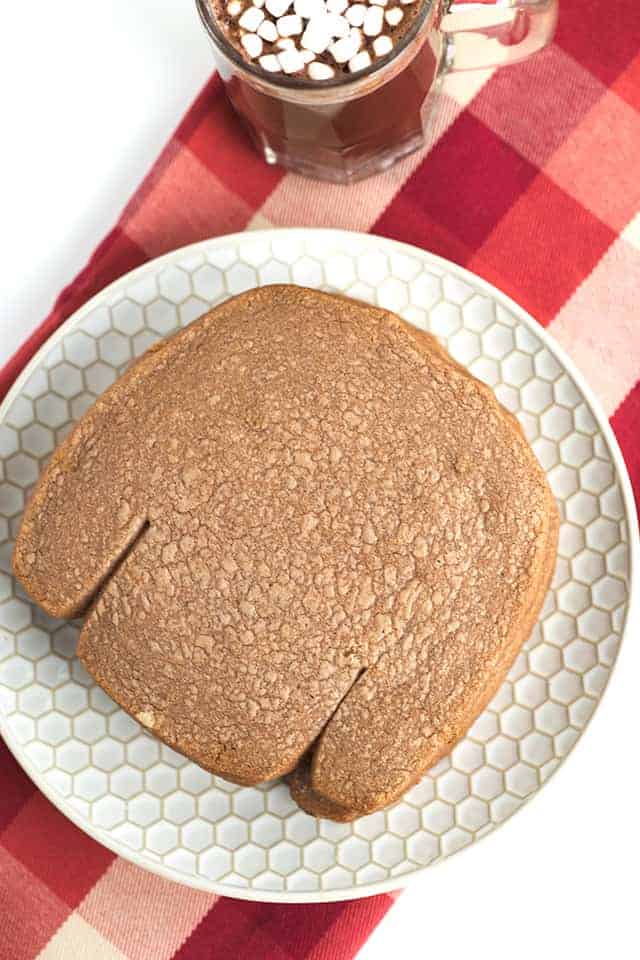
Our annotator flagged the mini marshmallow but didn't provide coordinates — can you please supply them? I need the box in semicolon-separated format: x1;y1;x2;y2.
276;35;295;48
254;0;265;7
259;53;282;70
227;0;243;15
300;47;316;63
370;0;389;6
327;0;348;12
373;34;393;56
363;5;383;35
326;12;350;37
345;3;366;26
301;18;332;53
258;18;278;41
400;0;417;4
278;46;305;72
239;5;265;30
308;60;335;79
348;50;372;72
277;13;303;35
329;27;361;63
385;6;403;25
265;0;291;17
294;0;325;16
241;31;264;57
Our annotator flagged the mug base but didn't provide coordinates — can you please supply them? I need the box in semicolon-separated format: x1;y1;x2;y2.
255;131;426;185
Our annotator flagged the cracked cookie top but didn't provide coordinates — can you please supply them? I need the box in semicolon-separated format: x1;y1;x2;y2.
14;285;557;817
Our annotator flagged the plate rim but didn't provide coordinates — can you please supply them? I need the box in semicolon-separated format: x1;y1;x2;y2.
1;227;638;904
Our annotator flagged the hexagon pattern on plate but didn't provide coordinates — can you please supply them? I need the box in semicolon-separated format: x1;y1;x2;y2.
0;231;632;900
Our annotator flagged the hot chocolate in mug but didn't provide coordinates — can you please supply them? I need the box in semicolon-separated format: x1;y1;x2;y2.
196;0;558;183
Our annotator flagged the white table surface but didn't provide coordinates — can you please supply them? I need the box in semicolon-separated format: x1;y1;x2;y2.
1;4;638;958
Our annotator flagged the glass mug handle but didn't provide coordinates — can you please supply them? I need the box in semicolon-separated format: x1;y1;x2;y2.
442;0;559;71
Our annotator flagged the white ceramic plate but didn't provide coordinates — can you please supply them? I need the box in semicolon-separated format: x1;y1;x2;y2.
0;230;636;903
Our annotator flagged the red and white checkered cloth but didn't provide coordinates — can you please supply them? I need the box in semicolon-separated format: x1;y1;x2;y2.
1;1;639;956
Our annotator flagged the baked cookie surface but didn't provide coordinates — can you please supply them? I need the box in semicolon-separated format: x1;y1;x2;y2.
14;285;558;820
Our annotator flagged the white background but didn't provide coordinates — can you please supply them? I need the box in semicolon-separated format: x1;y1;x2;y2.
1;3;638;958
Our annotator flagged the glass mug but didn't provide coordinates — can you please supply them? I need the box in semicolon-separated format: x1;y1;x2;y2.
196;0;558;183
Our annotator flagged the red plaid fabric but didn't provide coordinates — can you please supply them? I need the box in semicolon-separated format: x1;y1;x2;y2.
1;1;639;956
